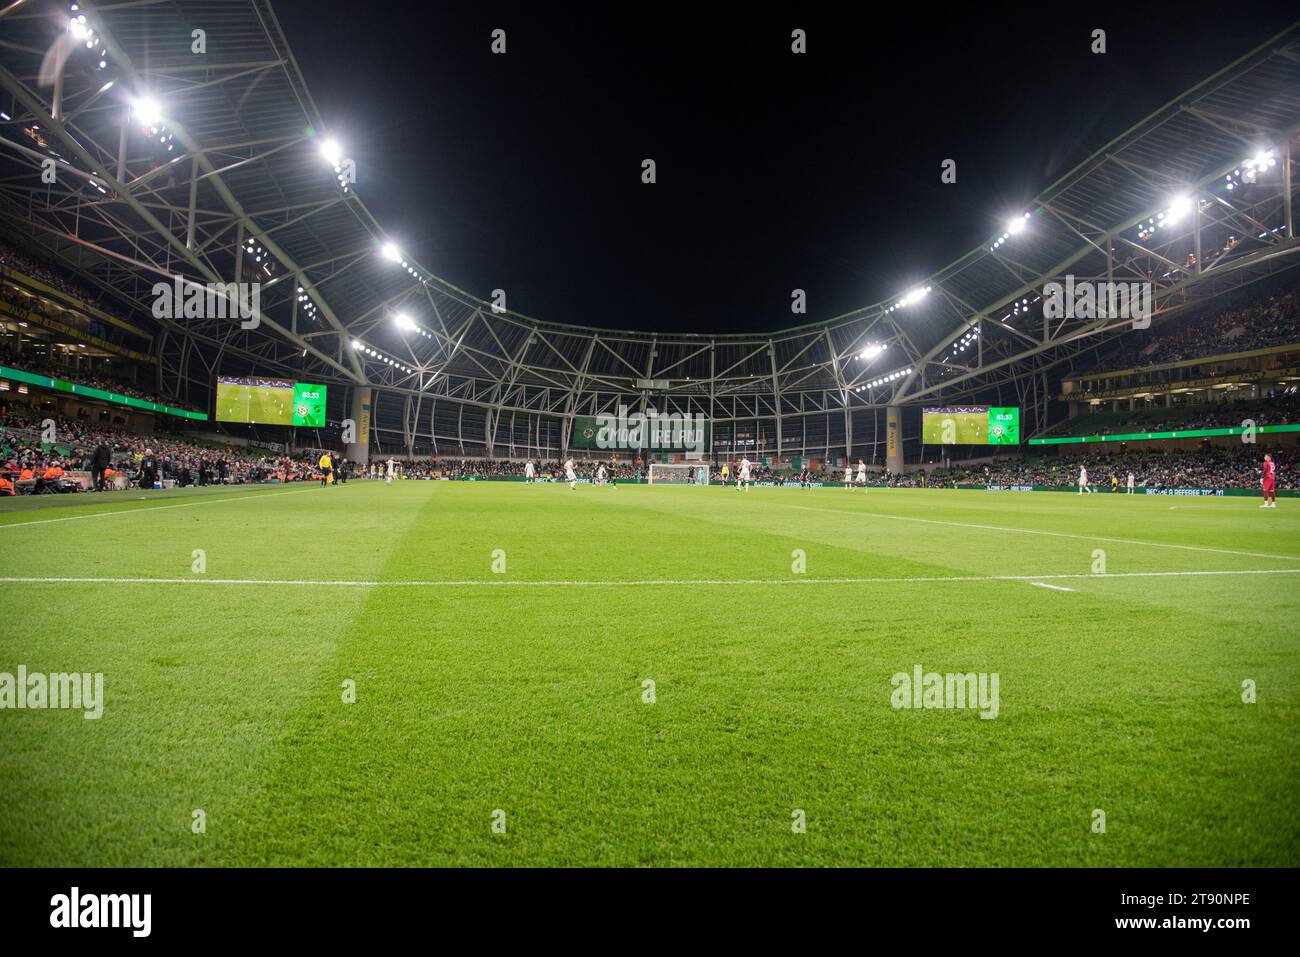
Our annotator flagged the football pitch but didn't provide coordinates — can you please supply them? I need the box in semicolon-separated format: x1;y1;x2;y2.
0;480;1296;867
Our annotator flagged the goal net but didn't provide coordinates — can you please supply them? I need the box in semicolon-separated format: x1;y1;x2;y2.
648;462;709;485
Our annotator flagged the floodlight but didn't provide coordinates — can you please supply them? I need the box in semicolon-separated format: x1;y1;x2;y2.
132;97;162;126
319;138;343;167
1165;195;1193;224
898;287;930;308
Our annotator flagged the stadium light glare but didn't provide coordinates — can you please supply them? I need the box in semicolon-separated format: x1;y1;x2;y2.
395;312;417;331
381;242;402;263
1165;194;1193;224
1007;215;1027;235
319;138;343;167
131;96;163;126
896;286;932;309
1236;149;1277;186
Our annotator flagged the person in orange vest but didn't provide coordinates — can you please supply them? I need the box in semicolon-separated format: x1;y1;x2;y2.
19;467;33;481
37;461;64;494
0;475;14;496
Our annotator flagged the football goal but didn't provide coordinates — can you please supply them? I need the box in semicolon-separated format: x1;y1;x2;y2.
647;462;710;485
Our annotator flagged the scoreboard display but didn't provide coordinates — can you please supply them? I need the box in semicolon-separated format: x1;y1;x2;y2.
922;406;1020;445
215;377;327;428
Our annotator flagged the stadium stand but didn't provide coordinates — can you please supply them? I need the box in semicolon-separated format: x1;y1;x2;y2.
0;239;112;311
0;406;332;492
1049;394;1300;436
1085;288;1300;373
0;344;199;413
934;448;1297;491
0;10;1296;482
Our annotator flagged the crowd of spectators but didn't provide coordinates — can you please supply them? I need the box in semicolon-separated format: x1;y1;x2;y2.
358;450;1294;491
2;410;1289;494
0;240;110;313
938;446;1295;491
0;404;337;492
0;341;203;413
1088;288;1300;373
0;239;205;411
366;456;800;484
369;457;646;481
1052;393;1300;437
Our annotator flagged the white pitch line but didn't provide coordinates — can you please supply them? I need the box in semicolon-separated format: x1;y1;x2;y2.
785;504;1300;563
1030;581;1075;592
0;487;316;529
1;568;1298;588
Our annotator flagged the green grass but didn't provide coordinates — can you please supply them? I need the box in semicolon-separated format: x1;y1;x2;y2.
0;479;1297;866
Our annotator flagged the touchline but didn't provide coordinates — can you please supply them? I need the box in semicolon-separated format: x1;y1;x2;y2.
0;665;103;719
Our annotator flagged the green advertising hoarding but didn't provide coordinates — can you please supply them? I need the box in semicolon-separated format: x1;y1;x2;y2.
570;410;710;453
0;364;207;421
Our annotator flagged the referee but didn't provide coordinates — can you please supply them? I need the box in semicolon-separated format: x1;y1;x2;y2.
318;450;333;487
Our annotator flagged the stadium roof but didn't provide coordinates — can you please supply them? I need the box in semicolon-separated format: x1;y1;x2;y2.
0;4;1298;429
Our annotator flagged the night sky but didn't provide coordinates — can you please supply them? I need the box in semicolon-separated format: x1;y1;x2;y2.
275;0;1296;334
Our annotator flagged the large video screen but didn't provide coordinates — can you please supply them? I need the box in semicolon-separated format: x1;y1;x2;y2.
922;406;1019;445
215;377;327;427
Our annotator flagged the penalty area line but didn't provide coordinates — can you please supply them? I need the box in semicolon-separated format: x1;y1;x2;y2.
2;568;1299;587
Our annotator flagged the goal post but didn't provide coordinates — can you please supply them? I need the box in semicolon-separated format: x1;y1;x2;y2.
648;462;710;485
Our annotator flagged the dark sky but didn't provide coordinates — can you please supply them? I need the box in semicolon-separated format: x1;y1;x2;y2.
275;0;1296;333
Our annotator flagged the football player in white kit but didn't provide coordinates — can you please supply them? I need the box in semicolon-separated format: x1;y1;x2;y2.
738;457;751;491
843;464;853;487
856;458;867;488
1078;465;1092;493
385;458;396;485
1127;472;1135;494
524;459;535;483
564;457;577;490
